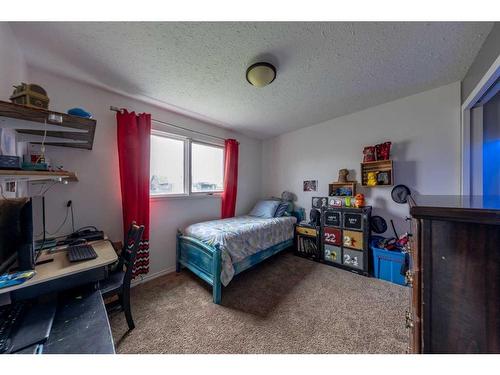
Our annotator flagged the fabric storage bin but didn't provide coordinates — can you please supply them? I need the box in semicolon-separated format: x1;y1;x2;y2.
323;227;342;246
343;248;364;270
324;210;342;227
343;212;363;230
324;244;342;264
370;238;408;286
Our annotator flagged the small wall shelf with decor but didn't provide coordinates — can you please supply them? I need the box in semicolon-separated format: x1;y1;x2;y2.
0;101;96;150
360;160;394;187
0;169;78;183
328;182;356;197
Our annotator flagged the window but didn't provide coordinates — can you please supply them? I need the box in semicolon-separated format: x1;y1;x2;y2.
150;133;186;195
191;142;224;193
150;131;224;197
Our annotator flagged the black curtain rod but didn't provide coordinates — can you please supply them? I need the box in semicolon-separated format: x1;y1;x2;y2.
109;106;227;142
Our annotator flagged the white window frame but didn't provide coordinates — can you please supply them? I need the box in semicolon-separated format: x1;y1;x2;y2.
189;140;225;196
150;129;224;200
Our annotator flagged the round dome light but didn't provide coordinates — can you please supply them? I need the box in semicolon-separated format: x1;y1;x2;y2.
246;62;276;87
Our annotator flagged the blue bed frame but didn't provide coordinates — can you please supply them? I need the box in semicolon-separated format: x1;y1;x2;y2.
176;211;303;304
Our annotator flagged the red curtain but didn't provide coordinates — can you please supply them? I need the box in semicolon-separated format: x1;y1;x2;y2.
117;110;151;277
221;139;239;219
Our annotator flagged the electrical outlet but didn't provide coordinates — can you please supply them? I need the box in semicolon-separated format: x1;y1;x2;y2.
5;182;16;193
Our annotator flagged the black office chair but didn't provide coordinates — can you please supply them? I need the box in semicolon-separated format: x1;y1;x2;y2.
100;222;144;331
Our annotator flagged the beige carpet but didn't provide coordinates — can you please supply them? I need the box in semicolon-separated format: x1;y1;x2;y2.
110;251;409;353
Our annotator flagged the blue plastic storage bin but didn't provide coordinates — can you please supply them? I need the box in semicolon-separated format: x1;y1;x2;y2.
370;237;408;286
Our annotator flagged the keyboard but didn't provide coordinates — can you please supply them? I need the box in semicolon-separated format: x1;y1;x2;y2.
0;301;27;353
67;244;98;262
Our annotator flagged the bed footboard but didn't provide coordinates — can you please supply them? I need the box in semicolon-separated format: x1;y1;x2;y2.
176;230;222;304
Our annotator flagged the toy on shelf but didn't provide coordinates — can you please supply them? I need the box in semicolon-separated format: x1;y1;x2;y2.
354;193;365;208
375;141;392;161
367;171;378;186
344;196;352;207
67;107;93;119
338;168;349;183
10;83;49;109
328;197;343;207
363;146;376;162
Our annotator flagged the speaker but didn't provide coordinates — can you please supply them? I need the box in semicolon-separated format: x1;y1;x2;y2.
17;199;35;271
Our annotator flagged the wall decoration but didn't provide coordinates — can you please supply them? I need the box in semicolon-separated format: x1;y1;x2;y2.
303;180;317;192
312;196;328;209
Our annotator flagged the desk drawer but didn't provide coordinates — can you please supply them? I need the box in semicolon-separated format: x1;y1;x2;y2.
296;226;317;237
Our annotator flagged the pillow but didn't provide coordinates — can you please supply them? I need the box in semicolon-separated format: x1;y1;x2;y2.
249;200;281;218
274;202;289;217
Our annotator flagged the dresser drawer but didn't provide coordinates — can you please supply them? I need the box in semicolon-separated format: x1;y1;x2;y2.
343;248;364;270
343;230;364;250
296;226;317;237
324;244;342;264
323;227;342;246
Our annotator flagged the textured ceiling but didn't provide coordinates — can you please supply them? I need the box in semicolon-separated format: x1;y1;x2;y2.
9;22;494;138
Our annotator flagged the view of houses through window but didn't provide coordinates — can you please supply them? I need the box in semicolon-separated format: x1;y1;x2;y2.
150;133;224;196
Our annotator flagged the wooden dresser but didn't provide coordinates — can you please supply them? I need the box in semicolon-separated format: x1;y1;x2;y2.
407;195;500;353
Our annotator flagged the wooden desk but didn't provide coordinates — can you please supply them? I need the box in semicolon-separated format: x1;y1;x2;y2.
1;240;118;299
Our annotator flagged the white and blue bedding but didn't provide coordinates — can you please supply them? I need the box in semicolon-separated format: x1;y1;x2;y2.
184;215;297;286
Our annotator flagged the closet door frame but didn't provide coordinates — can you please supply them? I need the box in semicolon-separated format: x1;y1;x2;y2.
461;55;500;195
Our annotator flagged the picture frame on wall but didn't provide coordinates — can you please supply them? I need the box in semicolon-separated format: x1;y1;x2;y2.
303;180;318;192
312;196;328;209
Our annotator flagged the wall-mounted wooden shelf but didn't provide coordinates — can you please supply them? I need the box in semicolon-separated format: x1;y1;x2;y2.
0;169;78;183
0;100;96;150
360;160;394;187
328;182;356;197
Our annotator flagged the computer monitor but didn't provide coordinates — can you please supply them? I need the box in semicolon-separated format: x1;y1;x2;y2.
0;197;35;275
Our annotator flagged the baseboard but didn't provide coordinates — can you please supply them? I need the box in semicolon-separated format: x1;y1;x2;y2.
131;266;176;287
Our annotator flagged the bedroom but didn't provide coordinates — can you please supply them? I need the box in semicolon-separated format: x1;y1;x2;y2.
0;1;500;372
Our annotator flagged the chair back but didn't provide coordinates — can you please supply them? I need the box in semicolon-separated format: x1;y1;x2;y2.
119;222;145;288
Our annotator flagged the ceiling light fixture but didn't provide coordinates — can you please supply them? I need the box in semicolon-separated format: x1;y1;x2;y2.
246;62;276;87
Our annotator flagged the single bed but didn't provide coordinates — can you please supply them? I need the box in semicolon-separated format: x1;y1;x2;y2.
176;207;301;304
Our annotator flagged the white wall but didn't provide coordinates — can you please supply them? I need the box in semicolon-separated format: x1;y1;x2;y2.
0;23;26;99
25;67;263;278
0;23;27;198
262;82;461;235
